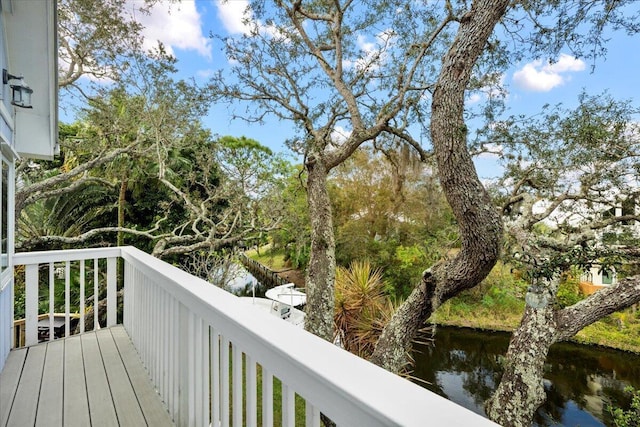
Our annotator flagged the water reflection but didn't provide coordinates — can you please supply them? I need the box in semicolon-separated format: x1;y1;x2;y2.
412;327;640;426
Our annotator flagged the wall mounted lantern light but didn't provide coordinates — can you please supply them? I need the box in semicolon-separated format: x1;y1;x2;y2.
3;69;33;109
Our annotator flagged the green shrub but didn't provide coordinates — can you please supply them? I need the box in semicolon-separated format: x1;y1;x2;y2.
609;386;640;427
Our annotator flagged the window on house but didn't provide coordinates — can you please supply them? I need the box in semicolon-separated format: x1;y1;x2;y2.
602;269;613;285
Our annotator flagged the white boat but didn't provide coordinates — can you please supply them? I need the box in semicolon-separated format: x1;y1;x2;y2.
240;283;306;327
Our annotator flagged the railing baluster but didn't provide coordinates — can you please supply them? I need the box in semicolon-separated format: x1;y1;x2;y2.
48;262;54;341
211;327;220;427
189;312;198;427
153;282;160;395
65;261;70;337
179;303;189;427
305;401;320;427
24;264;38;346
161;287;168;400
93;258;99;330
79;260;85;333
282;384;295;427
262;368;273;427
232;343;243;427
246;354;257;427
221;336;230;427
167;290;174;416
106;257;116;327
172;297;180;418
200;317;210;427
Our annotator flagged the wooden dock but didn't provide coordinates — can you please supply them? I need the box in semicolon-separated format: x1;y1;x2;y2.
0;325;173;427
238;254;288;288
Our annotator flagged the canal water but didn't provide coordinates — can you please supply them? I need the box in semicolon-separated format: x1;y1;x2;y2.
412;326;640;426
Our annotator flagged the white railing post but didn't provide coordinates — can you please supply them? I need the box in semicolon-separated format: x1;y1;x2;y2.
122;262;134;338
24;264;38;346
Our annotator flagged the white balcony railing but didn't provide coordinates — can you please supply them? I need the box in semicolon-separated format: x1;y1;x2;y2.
10;246;497;427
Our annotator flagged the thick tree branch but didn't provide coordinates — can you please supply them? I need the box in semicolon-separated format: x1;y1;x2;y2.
555;275;640;340
16;144;137;216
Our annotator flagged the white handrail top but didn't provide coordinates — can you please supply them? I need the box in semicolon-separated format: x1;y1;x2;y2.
14;247;122;265
120;246;497;427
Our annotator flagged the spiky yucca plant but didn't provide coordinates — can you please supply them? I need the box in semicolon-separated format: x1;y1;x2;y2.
334;261;395;357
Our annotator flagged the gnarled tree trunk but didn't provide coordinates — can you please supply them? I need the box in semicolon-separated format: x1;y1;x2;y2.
487;275;640;426
304;154;336;342
370;0;508;373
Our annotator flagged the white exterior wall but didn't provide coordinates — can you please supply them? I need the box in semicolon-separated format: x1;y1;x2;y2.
3;0;58;160
0;0;57;370
0;8;13;370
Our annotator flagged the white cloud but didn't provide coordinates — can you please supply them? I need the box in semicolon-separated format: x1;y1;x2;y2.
343;29;396;72
331;126;352;144
476;142;504;159
467;93;482;105
216;0;252;35
132;1;211;59
512;54;585;92
215;0;283;41
196;69;215;79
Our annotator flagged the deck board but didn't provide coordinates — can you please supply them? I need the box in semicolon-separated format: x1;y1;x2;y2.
35;338;64;427
63;335;91;427
96;328;147;427
0;347;26;426
0;325;173;427
82;332;120;426
111;326;174;426
6;343;46;426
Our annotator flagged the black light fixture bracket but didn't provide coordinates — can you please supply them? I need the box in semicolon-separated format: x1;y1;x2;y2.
2;69;19;85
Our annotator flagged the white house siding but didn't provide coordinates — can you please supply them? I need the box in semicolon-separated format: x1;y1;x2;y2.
0;5;12;370
0;0;57;371
3;0;58;160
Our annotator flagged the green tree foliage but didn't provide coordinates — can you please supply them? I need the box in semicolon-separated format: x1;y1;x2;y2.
329;147;456;298
19;53;290;259
485;92;640;281
58;0;158;88
610;386;640;427
269;166;311;269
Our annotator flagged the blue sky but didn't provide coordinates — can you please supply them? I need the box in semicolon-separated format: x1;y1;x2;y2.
79;1;640;178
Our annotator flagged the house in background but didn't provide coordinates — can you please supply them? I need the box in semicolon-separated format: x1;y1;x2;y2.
580;198;639;295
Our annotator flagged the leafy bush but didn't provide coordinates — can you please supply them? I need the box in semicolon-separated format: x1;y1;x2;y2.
609;386;640;427
556;268;585;308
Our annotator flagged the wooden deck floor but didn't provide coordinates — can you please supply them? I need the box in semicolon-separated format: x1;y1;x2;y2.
0;325;173;427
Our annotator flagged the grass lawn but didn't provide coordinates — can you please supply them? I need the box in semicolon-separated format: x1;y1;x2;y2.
245;247;289;271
